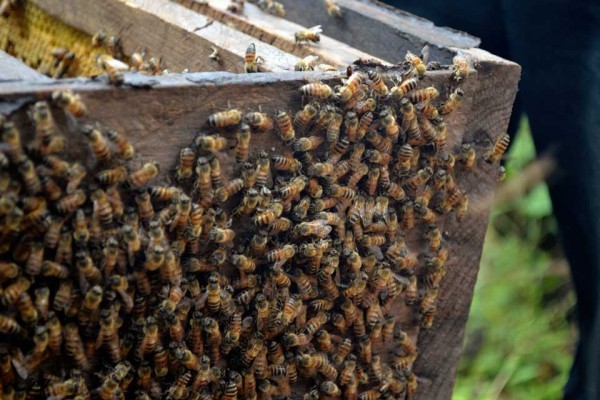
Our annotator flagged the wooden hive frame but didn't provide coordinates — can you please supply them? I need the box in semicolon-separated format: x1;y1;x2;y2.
0;1;520;399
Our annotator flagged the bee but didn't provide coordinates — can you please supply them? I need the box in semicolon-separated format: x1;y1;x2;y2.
299;82;333;99
438;88;464;115
173;147;195;180
17;158;42;195
453;54;469;82
244;42;261;73
405;50;427;78
52;90;87;117
0;314;25;337
353;98;377;116
295;25;322;45
196;134;229;155
456;143;476;170
81;125;111;162
209;227;235;243
324;0;342;17
203;156;221;191
338;71;363;102
96;54;128;85
367;68;389;97
294;101;319;133
207;108;242;129
390;77;418;99
405;166;433;190
64;323;90;370
408;86;439;103
399;98;421;145
103;129;134;160
328;183;356;199
295;55;320;71
1;121;25;162
129;162;159;189
245;112;274;133
52;190;85;216
266;244;296;263
30;101;57;141
498;166;507;182
456;194;469;221
486;133;510;163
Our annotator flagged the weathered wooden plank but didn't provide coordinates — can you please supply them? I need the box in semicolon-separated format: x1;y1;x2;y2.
413;49;521;399
275;0;480;63
30;0;299;73
174;0;389;67
0;49;520;399
0;50;53;82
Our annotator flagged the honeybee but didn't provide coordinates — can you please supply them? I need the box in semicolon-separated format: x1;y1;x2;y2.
408;86;439;103
266;244;296;262
0;313;25;337
245;43;259;73
457;143;476;170
299;82;333;99
338;71;363;102
104;129;134;160
294;55;320;71
1;121;24;162
405;50;427;78
129;162;159;189
215;178;244;203
438;88;464;115
486;133;510;163
498;166;506;182
196;134;228;153
80;125;111;161
295;25;322;45
55;189;86;214
52;90;87;117
295;138;325;157
294;101;319;133
207;108;242;128
453;54;469;82
324;0;342;17
390;77;419;100
96;54;128;85
245;112;274;132
456;194;469;221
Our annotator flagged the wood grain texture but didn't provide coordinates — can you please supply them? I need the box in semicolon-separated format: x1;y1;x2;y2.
413;48;521;399
30;0;300;73
174;0;389;67
0;50;52;82
275;0;480;64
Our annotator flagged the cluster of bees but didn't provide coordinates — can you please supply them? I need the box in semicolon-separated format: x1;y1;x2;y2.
0;47;510;400
228;0;340;20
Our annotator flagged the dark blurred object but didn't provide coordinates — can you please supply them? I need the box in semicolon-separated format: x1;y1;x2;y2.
382;1;600;400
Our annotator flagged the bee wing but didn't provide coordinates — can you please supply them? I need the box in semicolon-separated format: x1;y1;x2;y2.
303;55;320;65
420;45;430;64
308;25;323;34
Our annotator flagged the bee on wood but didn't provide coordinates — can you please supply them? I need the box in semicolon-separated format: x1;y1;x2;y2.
337;72;364;102
408;86;439;103
295;25;322;46
299;82;333;99
52;90;87;117
294;101;320;133
324;0;342;17
96;55;128;85
245;43;259;73
453;54;469;82
486;133;510;163
438;88;464;115
207;109;242;128
295;55;320;71
405;49;427;79
129;162;159;189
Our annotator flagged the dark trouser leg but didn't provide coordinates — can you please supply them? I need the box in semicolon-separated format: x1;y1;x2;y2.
502;2;600;399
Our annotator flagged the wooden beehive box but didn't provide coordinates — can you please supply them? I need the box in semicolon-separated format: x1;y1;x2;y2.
0;1;520;399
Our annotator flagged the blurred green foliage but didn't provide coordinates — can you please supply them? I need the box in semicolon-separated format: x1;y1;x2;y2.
453;118;576;400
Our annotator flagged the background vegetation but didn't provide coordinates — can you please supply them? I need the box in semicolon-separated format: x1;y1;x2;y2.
453;119;577;400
